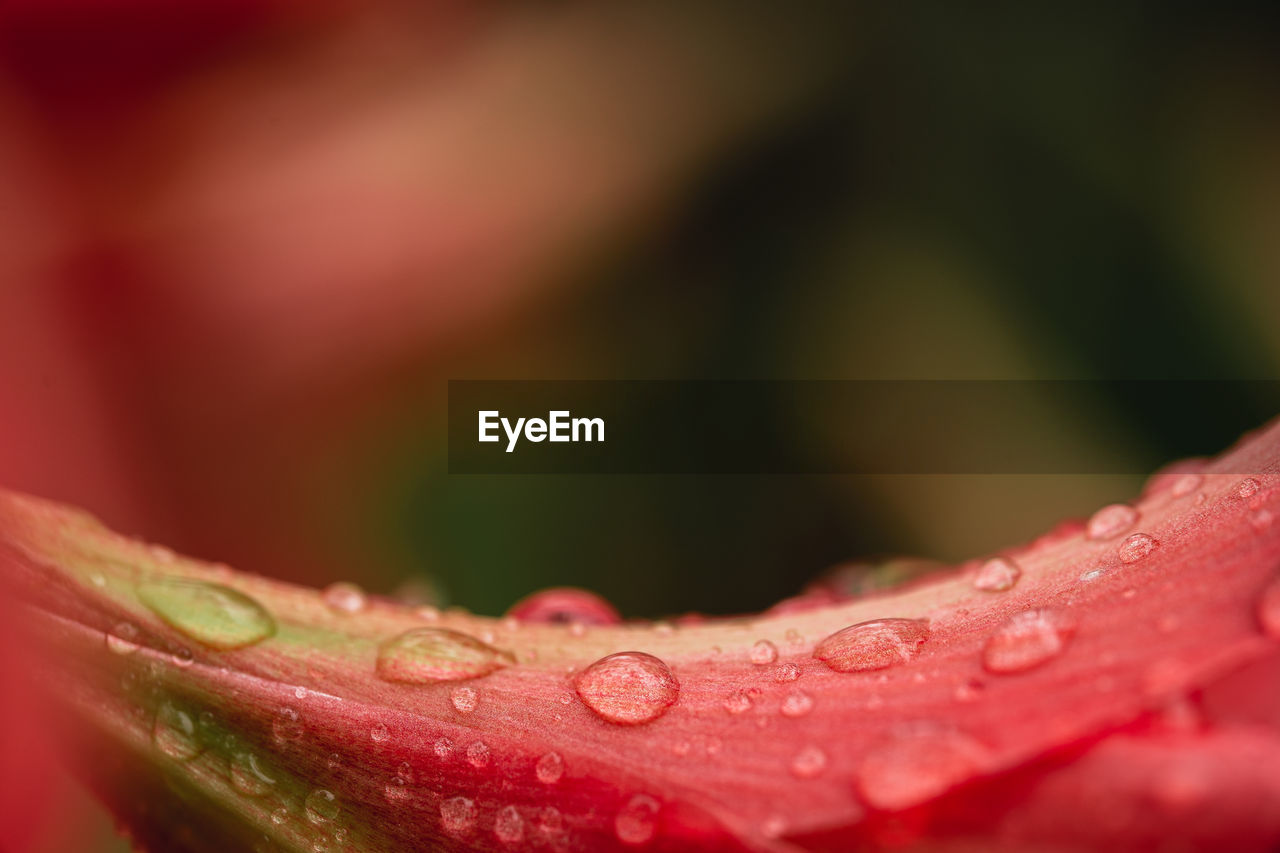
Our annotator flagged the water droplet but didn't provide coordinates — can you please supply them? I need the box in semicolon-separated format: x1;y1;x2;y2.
494;805;524;845
537;806;563;836
785;628;803;647
322;582;367;615
857;727;987;810
1112;533;1157;567
375;628;514;684
774;661;801;682
1171;473;1202;497
780;689;814;718
982;609;1074;674
272;707;303;743
790;745;827;778
813;618;929;672
369;722;389;743
149;544;176;563
440;796;476;836
615;794;659;846
507;587;620;625
304;789;339;825
536;751;564;784
750;639;779;665
761;815;788;839
1251;508;1274;532
1086;504;1138;541
954;678;984;702
451;686;478;714
270;807;288;826
136;578;276;650
292;686;308;701
1079;568;1106;583
466;740;490;768
574;652;679;725
1257;577;1280;639
90;572;106;588
106;622;141;655
434;737;454;760
723;691;753;715
171;646;194;667
153;702;202;761
231;751;276;796
1238;478;1261;499
972;557;1020;592
416;605;440;621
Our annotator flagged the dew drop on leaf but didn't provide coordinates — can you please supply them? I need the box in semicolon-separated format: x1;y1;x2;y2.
536;751;564;784
615;794;660;846
231;751;276;797
723;691;753;715
1238;478;1261;499
1086;504;1139;540
506;587;620;625
137;578;276;650
106;622;141;655
1171;473;1202;497
434;737;454;760
322;582;367;615
857;727;987;810
1251;508;1274;532
451;686;478;714
304;789;339;825
1118;533;1159;563
440;797;476;836
1256;577;1280;639
574;652;680;725
774;661;801;682
972;557;1021;592
153;702;203;761
789;745;828;779
494;805;524;845
750;639;778;665
376;628;514;684
780;689;814;718
466;740;491;768
272;707;303;744
813;618;930;672
537;806;563;836
982;609;1075;674
370;722;389;743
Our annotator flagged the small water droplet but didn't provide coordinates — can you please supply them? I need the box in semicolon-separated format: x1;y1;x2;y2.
774;661;801;682
494;805;524;845
304;789;339;825
671;740;690;757
1171;473;1202;497
171;646;194;667
536;751;564;784
434;737;454;760
1250;508;1274;532
272;707;303;743
270;807;288;826
761;815;788;839
723;691;753;715
1238;478;1261;499
149;544;176;563
451;686;478;714
440;796;476;835
615;794;660;846
106;622;141;655
90;572;107;588
813;618;929;672
293;686;308;700
1256;577;1280;639
368;722;390;743
750;639;779;665
137;578;276;650
153;702;202;760
322;582;367;614
231;751;277;796
1086;504;1138;541
1118;533;1158;563
785;628;803;647
780;689;814;718
1079;568;1106;583
972;557;1021;592
954;678;985;702
574;652;679;725
376;628;514;684
466;741;490;768
857;727;987;810
982;609;1074;674
415;605;440;621
790;745;827;779
537;806;563;836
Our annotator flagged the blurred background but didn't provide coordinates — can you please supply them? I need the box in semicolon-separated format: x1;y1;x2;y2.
1;1;1278;848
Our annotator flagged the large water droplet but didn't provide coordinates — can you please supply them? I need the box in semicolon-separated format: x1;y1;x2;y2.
972;557;1020;592
506;587;620;625
376;628;514;684
106;622;141;655
790;745;828;779
750;639;779;665
231;751;277;797
304;789;339;825
1118;533;1158;563
536;751;564;784
615;794;659;846
153;702;202;761
574;652;679;725
982;609;1074;674
780;689;814;718
451;686;478;714
136;577;275;651
440;797;477;836
857;728;987;810
494;805;524;845
813;618;929;672
1086;504;1138;541
322;582;367;615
